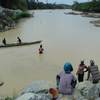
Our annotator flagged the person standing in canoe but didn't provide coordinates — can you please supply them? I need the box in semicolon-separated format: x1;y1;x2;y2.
56;62;77;95
76;60;88;82
2;38;6;45
39;44;44;54
17;37;22;44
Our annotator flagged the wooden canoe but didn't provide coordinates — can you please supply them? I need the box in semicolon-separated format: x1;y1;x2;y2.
0;40;42;48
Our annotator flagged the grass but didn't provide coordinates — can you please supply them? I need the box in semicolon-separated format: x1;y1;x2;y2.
11;12;32;21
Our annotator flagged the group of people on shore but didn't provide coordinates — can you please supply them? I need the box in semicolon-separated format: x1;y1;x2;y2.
38;45;100;99
76;60;100;83
49;60;100;100
2;37;22;45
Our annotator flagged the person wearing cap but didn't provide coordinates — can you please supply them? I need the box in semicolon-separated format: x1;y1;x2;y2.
76;60;88;82
56;62;77;95
87;60;100;84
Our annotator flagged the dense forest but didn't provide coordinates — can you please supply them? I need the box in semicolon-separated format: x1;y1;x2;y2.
0;0;70;10
0;0;27;10
72;0;100;12
28;2;70;9
0;0;28;10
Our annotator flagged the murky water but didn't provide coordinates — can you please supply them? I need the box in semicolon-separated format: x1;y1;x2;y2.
0;9;100;96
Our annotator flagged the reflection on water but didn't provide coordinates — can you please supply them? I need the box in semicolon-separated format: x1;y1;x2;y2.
0;9;100;96
38;54;44;62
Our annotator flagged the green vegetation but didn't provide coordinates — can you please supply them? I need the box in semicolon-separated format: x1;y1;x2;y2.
11;12;31;21
11;0;28;11
5;97;13;100
0;0;70;10
28;2;71;9
0;0;28;11
72;0;100;12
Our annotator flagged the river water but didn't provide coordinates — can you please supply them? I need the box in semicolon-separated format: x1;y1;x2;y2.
0;9;100;96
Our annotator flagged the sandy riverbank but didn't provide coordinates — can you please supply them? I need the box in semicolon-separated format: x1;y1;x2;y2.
64;11;100;27
15;80;100;100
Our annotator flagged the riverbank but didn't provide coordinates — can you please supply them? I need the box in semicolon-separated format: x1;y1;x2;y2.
64;11;100;27
0;80;100;100
14;80;100;100
0;6;32;32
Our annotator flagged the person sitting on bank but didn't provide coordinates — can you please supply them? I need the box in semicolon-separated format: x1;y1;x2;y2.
87;60;100;84
17;37;22;44
2;38;6;45
56;62;77;95
76;60;88;82
39;44;44;54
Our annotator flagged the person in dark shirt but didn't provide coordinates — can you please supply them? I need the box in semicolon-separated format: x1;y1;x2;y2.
2;38;6;45
76;60;88;82
87;60;100;84
39;44;44;54
17;37;22;44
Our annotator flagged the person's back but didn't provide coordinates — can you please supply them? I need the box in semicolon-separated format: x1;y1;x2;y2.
87;60;100;83
39;44;44;54
57;63;77;95
59;71;76;95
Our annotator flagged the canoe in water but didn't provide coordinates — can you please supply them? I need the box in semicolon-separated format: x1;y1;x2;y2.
0;40;42;48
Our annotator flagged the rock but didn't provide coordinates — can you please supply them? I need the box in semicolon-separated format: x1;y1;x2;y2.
0;6;3;13
81;13;100;18
64;12;80;15
77;81;100;99
16;80;54;100
0;6;30;32
20;80;52;94
16;93;51;100
16;80;100;100
90;20;100;27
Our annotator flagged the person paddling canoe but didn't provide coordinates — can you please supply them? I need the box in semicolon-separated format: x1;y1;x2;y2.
17;37;22;44
2;38;6;45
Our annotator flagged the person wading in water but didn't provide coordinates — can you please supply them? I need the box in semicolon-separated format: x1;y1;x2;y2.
39;44;44;54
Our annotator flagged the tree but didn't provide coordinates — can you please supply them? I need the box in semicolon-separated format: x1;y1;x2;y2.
0;0;28;10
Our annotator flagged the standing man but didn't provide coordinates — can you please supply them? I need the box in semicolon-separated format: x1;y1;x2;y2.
76;60;88;82
87;60;100;84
